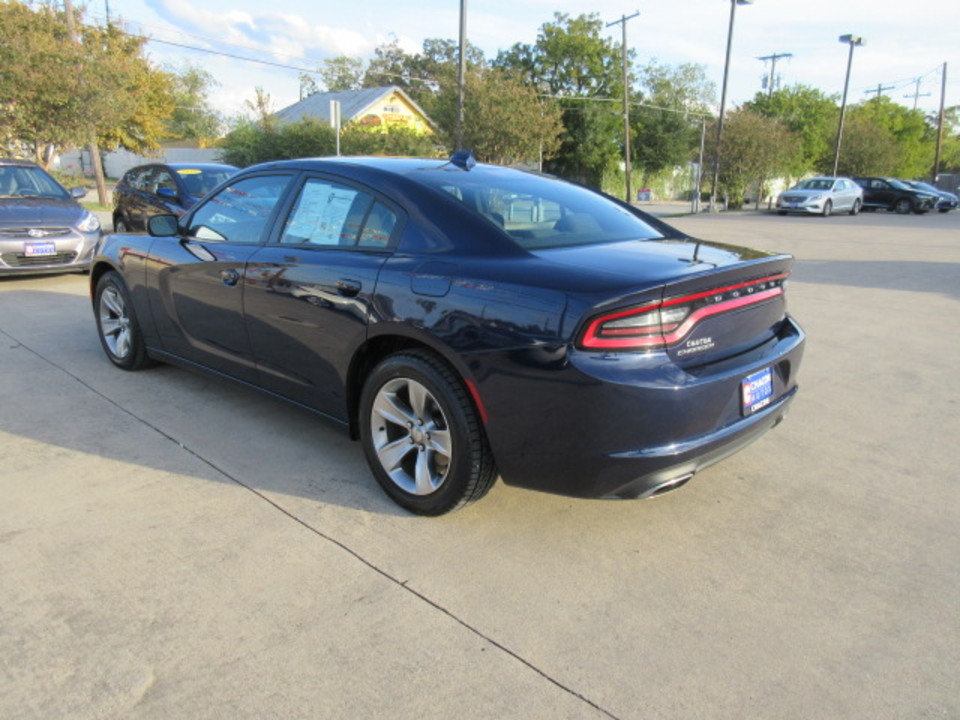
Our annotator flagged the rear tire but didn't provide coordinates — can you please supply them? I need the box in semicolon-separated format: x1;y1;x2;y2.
359;351;497;515
94;271;154;371
113;217;129;233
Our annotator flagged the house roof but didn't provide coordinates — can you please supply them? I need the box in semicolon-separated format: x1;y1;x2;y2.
273;86;434;128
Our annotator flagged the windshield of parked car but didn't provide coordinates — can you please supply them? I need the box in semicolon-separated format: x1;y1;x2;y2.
0;165;69;199
176;168;236;197
410;166;665;250
795;179;834;191
908;181;938;194
888;179;913;191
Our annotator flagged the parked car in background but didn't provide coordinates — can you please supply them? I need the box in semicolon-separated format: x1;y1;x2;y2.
903;180;958;213
775;177;863;216
0;158;101;275
112;162;237;232
852;177;938;214
90;154;805;515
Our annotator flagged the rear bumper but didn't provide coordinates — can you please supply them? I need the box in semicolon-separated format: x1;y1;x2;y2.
485;315;805;499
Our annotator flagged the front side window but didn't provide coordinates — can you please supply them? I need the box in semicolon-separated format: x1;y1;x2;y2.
187;174;290;244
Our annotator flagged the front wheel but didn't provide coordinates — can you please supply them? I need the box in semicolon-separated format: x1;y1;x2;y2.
821;200;832;217
849;199;862;216
359;351;497;515
113;216;129;233
894;198;912;215
94;271;154;370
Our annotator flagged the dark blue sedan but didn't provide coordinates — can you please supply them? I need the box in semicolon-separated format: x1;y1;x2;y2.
90;155;805;514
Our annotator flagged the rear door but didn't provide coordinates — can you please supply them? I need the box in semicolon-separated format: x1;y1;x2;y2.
242;174;400;419
147;172;295;382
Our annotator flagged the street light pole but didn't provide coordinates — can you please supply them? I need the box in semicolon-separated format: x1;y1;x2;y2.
607;11;640;204
833;34;865;177
709;0;752;213
456;0;467;150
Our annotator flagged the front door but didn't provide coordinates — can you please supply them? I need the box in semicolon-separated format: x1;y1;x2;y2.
148;172;295;382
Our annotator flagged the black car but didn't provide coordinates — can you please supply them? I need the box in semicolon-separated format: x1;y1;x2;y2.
852;177;938;214
112;162;237;232
90;155;805;515
0;158;101;275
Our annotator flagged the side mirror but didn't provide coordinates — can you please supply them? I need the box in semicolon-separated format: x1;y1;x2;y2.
156;187;178;199
70;187;87;199
148;214;180;237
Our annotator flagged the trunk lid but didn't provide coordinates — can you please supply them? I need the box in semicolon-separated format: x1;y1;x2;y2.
545;238;793;366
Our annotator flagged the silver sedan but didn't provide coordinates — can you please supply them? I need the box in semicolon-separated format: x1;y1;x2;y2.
776;177;863;217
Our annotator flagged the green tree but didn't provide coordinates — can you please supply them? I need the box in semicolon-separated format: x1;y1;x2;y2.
848;96;934;177
705;109;800;207
319;55;365;92
834;114;899;176
495;12;624;185
165;64;222;145
445;69;562;166
0;1;173;165
219;117;336;167
744;84;838;176
341;124;439;157
632;61;715;178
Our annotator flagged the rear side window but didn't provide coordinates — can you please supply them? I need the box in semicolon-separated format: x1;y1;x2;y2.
411;167;663;250
280;177;398;249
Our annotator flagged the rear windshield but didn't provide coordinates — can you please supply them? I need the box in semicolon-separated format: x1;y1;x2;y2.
409;166;664;250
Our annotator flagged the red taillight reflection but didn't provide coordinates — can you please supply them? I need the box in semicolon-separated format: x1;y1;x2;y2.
579;274;787;351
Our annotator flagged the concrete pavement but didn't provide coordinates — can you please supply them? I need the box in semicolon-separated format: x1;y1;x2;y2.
1;210;958;719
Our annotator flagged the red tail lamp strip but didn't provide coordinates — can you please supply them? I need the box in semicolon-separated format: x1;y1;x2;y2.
580;274;787;350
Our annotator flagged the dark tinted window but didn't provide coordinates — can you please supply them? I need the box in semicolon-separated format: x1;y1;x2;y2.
410;167;663;250
188;174;291;244
177;168;235;197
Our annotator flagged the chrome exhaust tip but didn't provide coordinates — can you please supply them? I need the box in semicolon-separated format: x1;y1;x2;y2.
637;472;695;500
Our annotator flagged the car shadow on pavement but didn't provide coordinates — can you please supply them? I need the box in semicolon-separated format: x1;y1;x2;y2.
791;260;960;302
0;287;413;517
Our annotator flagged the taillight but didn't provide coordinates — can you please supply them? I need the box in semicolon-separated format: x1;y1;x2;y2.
579;274;787;351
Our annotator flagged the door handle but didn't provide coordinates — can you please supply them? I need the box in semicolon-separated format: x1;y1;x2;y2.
336;278;361;297
220;269;241;287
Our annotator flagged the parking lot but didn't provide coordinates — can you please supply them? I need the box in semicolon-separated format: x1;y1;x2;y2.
1;209;958;719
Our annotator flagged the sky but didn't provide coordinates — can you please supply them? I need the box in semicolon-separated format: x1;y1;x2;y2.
94;0;959;120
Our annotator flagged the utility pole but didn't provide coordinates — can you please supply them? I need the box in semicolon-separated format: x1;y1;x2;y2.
933;62;948;181
757;52;792;97
607;11;640;204
63;0;109;206
905;77;931;110
864;83;894;99
710;0;753;213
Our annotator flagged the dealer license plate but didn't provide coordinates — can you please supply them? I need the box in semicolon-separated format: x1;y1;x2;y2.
741;367;774;415
24;241;57;257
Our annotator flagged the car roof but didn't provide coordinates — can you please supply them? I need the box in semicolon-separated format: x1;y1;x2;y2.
0;158;41;167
